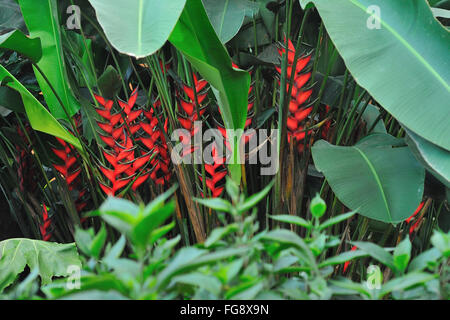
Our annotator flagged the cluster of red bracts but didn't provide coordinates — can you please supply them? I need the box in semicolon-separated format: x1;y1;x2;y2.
51;114;88;214
406;201;426;236
276;39;330;152
176;66;255;198
52;141;88;214
94;88;171;196
176;74;226;197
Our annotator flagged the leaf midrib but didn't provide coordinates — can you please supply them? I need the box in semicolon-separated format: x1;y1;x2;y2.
354;146;392;222
348;0;449;92
218;0;230;39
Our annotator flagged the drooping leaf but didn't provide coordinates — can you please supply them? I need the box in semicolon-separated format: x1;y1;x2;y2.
0;30;42;62
88;0;187;58
18;0;80;119
300;0;450;151
0;65;82;150
405;127;450;188
0;239;81;291
312;134;425;223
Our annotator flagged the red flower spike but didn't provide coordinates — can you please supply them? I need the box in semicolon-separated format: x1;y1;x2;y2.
343;245;358;273
296;90;313;105
39;204;52;241
406;201;426;235
276;38;327;154
50;115;89;220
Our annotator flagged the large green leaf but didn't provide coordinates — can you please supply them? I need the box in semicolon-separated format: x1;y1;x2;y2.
300;0;450;151
202;0;259;43
0;30;42;62
18;0;80;119
0;65;82;149
405;127;450;187
88;0;186;58
0;238;81;291
312;134;425;223
169;0;251;182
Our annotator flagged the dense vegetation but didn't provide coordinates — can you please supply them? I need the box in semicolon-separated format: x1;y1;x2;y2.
0;0;449;300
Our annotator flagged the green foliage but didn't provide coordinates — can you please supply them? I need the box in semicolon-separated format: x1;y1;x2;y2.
312;134;425;223
0;0;448;302
0;239;81;292
17;0;80;119
0;65;82;149
3;188;447;300
0;30;42;62
202;0;259;43
300;0;450;151
88;0;187;58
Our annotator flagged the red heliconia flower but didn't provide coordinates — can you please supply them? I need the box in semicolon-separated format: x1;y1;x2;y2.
176;73;229;197
141;108;172;186
176;73;209;156
39;204;52;241
52;137;81;189
276;38;316;153
343;245;358;273
200;142;227;198
94;89;171;194
406;201;425;235
177;73;208;138
52;136;88;213
51;114;89;215
98;136;134;196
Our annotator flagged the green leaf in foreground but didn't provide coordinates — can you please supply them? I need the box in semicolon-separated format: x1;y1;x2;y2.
0;239;81;291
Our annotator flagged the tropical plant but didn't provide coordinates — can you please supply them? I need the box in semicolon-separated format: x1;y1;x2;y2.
0;0;448;301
